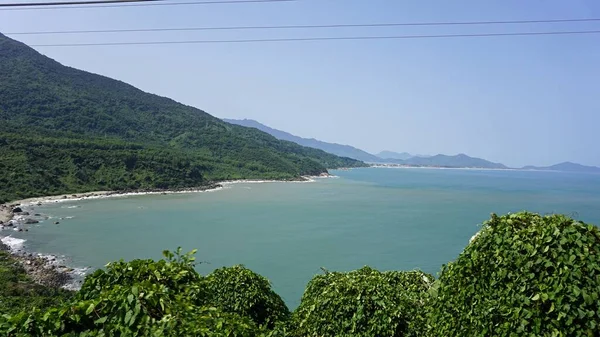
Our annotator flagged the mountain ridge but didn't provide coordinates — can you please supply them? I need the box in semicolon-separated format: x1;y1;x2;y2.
386;153;508;169
0;33;365;203
223;118;382;162
521;162;600;173
224;118;599;172
375;151;413;161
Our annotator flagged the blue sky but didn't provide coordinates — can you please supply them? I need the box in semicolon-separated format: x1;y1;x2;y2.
1;0;599;167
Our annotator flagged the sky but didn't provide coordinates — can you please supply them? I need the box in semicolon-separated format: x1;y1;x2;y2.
1;0;599;167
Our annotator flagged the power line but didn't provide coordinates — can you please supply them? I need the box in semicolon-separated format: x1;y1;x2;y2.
0;0;296;10
7;17;600;35
0;0;161;7
28;29;600;47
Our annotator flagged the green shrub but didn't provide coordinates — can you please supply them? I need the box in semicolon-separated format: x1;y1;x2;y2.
429;212;600;336
294;266;433;337
78;248;205;303
202;265;290;328
0;249;261;337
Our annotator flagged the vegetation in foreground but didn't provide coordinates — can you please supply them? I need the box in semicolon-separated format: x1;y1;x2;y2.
1;212;599;336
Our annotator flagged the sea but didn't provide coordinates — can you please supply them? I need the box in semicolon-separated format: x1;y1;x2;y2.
3;167;600;308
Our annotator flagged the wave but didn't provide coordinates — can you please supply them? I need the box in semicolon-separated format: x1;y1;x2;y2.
1;236;26;250
0;236;91;290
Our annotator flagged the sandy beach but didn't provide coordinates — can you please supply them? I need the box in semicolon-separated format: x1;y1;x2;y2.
0;173;337;221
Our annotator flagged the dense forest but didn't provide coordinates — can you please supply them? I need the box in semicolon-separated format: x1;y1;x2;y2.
0;33;365;203
1;212;599;336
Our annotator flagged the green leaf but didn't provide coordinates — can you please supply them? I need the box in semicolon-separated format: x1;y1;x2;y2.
124;310;133;325
94;316;108;325
86;303;95;315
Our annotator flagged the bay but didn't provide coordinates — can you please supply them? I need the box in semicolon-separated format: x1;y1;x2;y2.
8;167;600;307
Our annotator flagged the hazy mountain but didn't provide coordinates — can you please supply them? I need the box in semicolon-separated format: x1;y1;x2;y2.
521;162;600;173
223;118;381;162
376;151;413;160
397;154;508;169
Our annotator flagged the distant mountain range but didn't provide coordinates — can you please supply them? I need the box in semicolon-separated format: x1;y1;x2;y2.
397;154;507;169
376;151;413;160
223;118;600;173
222;119;381;162
521;162;600;173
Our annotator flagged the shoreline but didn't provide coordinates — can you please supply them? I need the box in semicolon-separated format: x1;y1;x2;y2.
0;174;334;290
0;238;83;289
2;175;329;209
0;182;224;290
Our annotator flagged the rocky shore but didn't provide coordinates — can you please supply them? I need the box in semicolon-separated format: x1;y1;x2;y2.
0;240;75;289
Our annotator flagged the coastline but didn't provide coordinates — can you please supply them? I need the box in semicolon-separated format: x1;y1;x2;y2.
0;174;334;290
0;183;223;290
0;239;78;289
1;174;328;209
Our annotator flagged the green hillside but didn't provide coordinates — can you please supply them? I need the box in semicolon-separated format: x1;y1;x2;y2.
0;33;364;203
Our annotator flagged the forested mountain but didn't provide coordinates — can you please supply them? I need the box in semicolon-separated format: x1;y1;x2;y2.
223;118;381;162
0;33;364;203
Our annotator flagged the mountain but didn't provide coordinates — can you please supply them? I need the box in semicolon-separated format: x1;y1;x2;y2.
521;162;600;173
0;33;364;203
394;154;508;169
376;151;413;160
223;119;381;162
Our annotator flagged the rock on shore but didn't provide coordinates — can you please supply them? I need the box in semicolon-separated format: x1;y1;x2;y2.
0;239;73;288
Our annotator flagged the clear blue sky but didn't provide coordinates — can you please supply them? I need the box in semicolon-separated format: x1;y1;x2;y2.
1;0;599;167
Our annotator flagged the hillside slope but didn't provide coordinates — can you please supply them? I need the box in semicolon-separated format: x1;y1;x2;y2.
223;119;381;162
0;33;364;203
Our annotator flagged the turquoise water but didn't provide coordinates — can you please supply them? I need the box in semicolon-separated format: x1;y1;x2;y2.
8;168;600;307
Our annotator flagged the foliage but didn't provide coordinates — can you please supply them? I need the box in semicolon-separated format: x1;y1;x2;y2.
202;265;290;328
0;33;366;203
78;248;205;303
0;249;262;336
429;212;600;337
0;251;73;316
294;266;433;337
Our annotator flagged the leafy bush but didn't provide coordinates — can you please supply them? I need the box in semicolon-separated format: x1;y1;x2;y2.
78;248;204;303
202;265;290;328
0;249;261;337
294;266;433;337
429;212;600;336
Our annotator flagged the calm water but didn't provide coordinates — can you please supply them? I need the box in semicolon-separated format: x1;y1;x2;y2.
7;168;600;307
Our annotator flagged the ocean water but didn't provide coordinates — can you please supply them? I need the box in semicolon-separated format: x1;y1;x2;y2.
4;167;600;307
